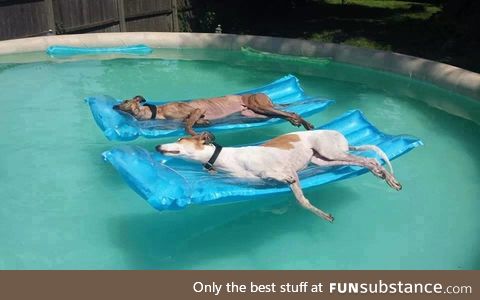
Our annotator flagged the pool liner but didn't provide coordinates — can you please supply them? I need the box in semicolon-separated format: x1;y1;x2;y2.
102;109;423;211
85;74;334;141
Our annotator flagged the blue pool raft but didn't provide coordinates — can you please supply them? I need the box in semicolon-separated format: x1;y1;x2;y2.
86;75;334;141
46;44;152;57
102;110;423;211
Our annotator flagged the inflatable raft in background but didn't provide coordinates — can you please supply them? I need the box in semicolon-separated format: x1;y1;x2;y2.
241;47;332;66
85;75;334;141
46;44;153;57
102;109;423;211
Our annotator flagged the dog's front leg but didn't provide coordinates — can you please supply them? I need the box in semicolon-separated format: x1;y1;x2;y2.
288;174;334;222
184;108;207;136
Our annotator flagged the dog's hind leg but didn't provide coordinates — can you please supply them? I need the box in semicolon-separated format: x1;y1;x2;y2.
243;94;314;130
338;153;401;191
287;173;334;222
311;154;402;191
255;107;314;130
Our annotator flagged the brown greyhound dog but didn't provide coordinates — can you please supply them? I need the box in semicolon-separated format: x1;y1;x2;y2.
113;94;314;136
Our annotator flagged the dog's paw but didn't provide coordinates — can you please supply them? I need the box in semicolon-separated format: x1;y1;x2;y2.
288;118;302;127
304;121;314;130
283;175;296;184
386;175;402;191
326;214;334;223
200;131;216;144
196;119;210;126
391;180;402;191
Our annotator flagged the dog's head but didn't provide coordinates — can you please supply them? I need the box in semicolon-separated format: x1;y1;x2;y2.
155;132;216;162
113;95;146;115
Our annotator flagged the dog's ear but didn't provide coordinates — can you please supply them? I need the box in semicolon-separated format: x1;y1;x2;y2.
134;95;146;103
200;131;215;144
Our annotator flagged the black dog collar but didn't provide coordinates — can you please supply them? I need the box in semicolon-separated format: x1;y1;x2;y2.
204;142;223;171
143;103;157;119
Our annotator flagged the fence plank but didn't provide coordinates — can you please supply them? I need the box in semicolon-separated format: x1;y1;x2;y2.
117;0;126;32
44;0;56;34
171;0;178;32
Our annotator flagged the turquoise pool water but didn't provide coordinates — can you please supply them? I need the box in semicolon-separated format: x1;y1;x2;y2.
0;49;479;269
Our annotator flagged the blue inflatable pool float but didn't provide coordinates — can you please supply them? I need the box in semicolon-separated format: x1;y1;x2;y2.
86;75;334;141
241;47;332;66
46;44;152;57
102;110;423;211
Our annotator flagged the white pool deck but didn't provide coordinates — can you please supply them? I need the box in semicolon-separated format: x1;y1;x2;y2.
0;32;479;101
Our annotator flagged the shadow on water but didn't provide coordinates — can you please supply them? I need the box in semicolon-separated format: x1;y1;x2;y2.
107;184;357;269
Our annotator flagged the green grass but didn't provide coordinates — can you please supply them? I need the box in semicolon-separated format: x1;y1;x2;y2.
324;0;441;20
344;37;392;50
311;31;392;50
310;30;343;43
306;1;478;71
308;0;442;52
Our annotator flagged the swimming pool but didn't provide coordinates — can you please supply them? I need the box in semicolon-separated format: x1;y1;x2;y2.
0;47;479;270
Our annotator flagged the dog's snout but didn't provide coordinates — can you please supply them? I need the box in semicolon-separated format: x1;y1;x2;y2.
113;104;119;110
155;145;163;153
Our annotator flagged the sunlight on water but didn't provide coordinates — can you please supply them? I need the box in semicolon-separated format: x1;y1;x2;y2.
0;49;479;269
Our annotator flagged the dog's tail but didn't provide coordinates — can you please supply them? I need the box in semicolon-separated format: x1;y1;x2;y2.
349;145;393;174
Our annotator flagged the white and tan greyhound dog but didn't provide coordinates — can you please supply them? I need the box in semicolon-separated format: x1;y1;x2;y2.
156;131;402;222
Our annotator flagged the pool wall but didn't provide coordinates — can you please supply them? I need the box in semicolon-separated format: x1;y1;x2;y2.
0;32;479;101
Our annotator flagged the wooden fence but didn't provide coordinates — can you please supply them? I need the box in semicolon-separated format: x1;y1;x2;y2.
0;0;194;41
